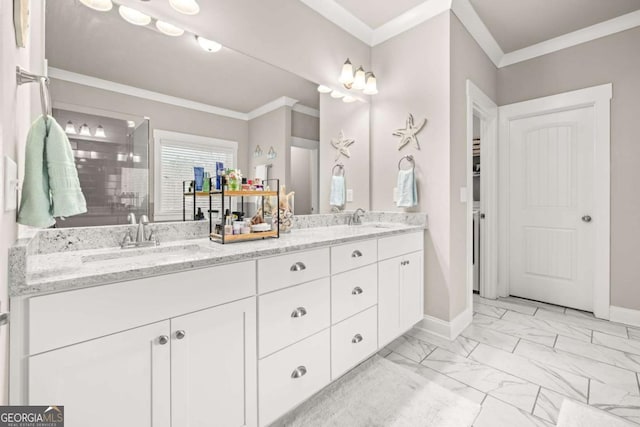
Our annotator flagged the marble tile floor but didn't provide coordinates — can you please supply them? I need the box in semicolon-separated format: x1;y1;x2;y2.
383;295;640;426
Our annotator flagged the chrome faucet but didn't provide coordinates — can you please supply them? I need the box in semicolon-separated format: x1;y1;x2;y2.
136;215;149;243
351;208;366;225
121;214;158;248
127;212;137;225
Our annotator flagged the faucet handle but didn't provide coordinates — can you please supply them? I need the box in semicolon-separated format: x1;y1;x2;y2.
140;215;149;224
127;213;137;225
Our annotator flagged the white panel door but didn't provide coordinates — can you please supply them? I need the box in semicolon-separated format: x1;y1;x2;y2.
29;321;171;427
171;297;257;427
508;107;595;310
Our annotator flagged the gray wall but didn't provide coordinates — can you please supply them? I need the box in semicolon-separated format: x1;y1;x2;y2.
249;107;291;190
292;111;320;141
290;147;313;214
319;95;370;214
498;26;640;311
449;13;498;318
371;12;451;320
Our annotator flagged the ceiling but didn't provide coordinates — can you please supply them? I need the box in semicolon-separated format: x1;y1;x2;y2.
469;0;640;53
334;0;427;29
46;0;319;114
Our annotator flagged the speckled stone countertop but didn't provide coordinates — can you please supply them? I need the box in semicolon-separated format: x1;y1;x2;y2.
11;216;426;297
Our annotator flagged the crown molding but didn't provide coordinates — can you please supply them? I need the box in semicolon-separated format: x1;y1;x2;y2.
299;0;373;44
500;9;640;67
451;0;503;67
48;67;249;121
372;0;452;46
247;96;299;120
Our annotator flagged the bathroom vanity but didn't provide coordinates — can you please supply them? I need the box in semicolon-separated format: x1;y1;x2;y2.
9;217;425;427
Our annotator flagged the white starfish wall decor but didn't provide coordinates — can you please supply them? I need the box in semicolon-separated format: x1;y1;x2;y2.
393;114;427;150
330;130;355;161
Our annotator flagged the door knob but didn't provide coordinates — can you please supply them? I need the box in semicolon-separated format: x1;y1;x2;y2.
158;335;169;345
582;215;592;223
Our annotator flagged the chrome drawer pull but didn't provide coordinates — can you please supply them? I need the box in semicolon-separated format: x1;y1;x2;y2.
351;250;363;258
291;307;308;318
175;330;186;340
291;366;307;379
352;334;363;344
158;335;169;345
290;262;307;272
351;286;363;295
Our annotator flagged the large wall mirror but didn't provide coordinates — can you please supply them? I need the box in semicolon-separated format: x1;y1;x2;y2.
46;0;335;226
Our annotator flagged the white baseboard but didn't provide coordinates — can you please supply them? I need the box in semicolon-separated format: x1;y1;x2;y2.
610;306;640;328
415;308;473;340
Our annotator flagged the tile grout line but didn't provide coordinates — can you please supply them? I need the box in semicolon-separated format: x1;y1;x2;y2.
531;385;542;415
553;334;559;348
591;329;594;344
636;372;640;396
512;337;522;354
587;378;591;405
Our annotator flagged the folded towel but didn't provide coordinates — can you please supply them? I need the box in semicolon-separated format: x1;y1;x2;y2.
330;175;345;207
396;168;417;208
18;116;87;227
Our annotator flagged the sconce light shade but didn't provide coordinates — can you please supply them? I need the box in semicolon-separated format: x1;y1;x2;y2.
196;36;222;52
79;124;92;137
363;73;378;95
267;146;277;160
352;66;366;90
338;59;354;85
342;95;356;103
317;85;332;93
79;0;113;12
330;90;345;99
65;121;77;134
169;0;200;15
95;125;106;138
119;5;151;26
254;144;263;158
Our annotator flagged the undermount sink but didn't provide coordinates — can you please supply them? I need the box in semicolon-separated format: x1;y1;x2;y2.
362;223;397;229
81;244;201;263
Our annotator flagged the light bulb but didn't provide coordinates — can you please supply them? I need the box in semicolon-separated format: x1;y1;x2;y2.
79;124;92;137
127;120;136;128
169;0;200;15
95;125;106;138
338;59;354;85
65;121;76;134
156;20;185;37
330;90;345;99
119;5;151;26
196;36;222;52
317;85;332;93
363;73;378;95
352;66;366;90
79;0;113;12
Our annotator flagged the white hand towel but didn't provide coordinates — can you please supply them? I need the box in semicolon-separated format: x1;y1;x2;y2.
330;176;346;207
396;168;417;208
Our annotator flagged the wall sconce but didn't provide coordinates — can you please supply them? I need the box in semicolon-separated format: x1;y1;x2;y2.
94;125;106;138
65;121;77;134
267;146;277;160
79;123;92;137
338;58;377;95
254;144;263;158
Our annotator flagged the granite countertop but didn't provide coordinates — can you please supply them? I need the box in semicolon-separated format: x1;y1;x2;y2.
14;222;424;297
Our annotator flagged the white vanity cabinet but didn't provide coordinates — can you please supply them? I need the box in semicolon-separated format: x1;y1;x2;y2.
378;234;425;347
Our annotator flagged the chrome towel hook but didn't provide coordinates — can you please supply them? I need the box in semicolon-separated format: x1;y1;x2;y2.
332;163;345;176
16;66;51;126
398;155;415;170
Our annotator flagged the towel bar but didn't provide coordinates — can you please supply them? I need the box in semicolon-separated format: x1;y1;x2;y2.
332;163;345;176
16;66;51;125
398;155;415;170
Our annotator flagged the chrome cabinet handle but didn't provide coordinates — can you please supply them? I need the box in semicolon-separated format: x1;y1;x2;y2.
158;335;169;345
175;330;186;340
582;215;592;223
291;307;307;318
401;260;411;266
351;250;363;258
351;286;363;295
352;334;363;344
291;366;307;379
290;262;307;272
406;260;410;265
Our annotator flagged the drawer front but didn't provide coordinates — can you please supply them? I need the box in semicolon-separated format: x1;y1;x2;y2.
258;248;330;294
29;260;256;355
259;329;330;427
331;264;377;324
331;306;378;379
259;278;330;357
378;231;423;260
331;239;377;274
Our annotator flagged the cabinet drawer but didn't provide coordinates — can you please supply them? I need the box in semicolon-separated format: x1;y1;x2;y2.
331;264;377;324
259;329;330;427
331;306;378;379
258;248;330;293
331;239;377;274
28;260;256;355
378;232;423;260
259;278;330;357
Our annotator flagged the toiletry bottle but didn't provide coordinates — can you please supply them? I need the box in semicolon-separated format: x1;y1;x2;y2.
224;216;233;235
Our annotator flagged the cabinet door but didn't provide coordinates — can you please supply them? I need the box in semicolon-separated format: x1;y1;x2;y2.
378;256;402;347
400;251;424;330
171;297;257;427
29;321;171;427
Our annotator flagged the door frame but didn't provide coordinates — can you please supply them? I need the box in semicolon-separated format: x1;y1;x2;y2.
497;84;612;319
466;80;499;312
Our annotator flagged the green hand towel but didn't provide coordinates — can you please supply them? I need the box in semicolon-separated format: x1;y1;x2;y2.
18;116;87;227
